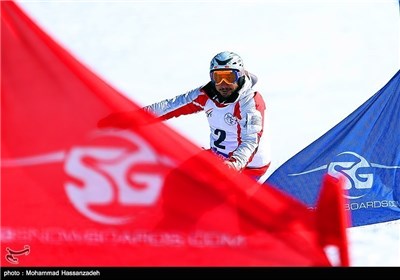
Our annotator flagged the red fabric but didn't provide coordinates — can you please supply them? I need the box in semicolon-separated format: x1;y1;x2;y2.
316;174;351;266
1;1;347;267
242;163;270;178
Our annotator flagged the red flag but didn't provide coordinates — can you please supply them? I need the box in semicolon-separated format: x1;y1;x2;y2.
316;174;351;266
1;1;348;266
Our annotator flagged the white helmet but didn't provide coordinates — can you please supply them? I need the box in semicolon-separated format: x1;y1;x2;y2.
209;51;244;73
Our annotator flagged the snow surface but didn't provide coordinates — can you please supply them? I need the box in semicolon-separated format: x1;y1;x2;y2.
15;0;400;267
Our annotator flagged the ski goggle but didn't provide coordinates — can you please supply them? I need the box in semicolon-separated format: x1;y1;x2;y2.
210;70;241;85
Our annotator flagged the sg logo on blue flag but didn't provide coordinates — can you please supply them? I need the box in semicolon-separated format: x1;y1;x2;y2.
265;70;400;227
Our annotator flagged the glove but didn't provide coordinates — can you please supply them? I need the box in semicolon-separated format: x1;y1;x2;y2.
224;157;243;172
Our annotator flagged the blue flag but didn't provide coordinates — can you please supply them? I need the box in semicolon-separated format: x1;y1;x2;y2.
265;70;400;227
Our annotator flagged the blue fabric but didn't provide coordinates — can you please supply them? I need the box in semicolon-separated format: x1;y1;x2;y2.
265;70;400;227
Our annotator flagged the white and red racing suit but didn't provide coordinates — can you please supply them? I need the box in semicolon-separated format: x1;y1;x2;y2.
143;72;271;181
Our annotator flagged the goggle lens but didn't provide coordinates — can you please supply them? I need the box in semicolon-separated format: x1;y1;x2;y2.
211;70;240;85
